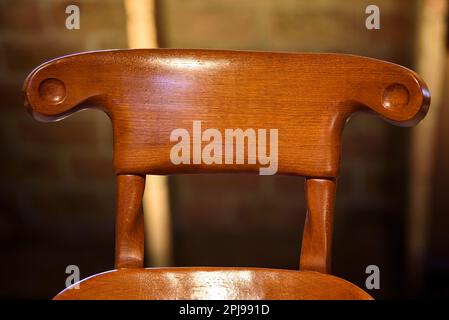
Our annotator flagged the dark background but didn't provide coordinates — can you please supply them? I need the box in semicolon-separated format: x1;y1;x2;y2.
0;0;448;299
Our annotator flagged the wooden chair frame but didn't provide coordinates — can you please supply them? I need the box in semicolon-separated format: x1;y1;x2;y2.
23;49;430;299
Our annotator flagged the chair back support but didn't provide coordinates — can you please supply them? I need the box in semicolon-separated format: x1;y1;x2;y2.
23;49;430;274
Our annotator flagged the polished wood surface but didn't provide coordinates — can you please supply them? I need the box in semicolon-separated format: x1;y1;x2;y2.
24;49;429;178
23;49;430;300
300;178;336;273
54;268;373;300
115;174;145;268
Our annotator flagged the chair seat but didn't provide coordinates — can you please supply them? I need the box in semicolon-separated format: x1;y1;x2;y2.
54;267;373;300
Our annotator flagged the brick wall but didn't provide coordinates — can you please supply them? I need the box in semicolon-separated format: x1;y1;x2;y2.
0;0;127;298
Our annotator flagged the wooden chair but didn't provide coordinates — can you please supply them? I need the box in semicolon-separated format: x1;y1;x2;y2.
23;49;430;300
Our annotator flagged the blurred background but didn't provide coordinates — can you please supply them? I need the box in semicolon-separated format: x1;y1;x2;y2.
0;0;448;299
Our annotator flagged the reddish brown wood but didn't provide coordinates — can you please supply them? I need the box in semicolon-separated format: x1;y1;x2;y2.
300;178;336;274
54;268;373;300
24;49;430;178
22;49;430;300
115;174;145;268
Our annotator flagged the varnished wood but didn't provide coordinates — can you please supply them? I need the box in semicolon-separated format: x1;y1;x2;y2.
23;49;430;300
300;178;336;274
24;49;429;178
115;174;145;268
54;268;373;300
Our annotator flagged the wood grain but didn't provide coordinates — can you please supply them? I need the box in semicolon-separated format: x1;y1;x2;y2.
300;178;336;273
54;267;373;300
24;49;429;177
115;174;145;268
23;49;430;300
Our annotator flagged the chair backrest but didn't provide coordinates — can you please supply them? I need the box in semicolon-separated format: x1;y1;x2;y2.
23;49;430;273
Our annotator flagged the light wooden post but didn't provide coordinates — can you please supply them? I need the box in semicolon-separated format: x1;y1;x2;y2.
407;0;447;294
